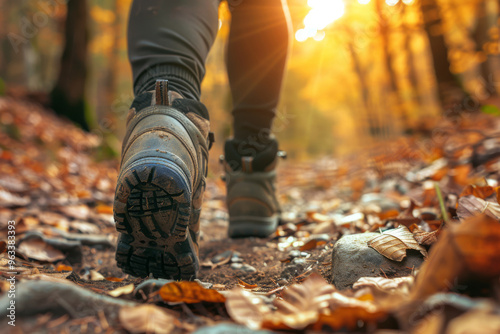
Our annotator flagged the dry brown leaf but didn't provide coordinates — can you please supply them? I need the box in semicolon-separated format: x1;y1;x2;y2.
457;195;500;221
306;212;330;223
237;279;258;290
225;288;271;330
0;241;6;254
262;273;381;330
159;281;226;304
299;239;326;251
59;205;90;220
119;305;176;334
310;307;387;331
368;226;428;261
411;214;500;300
18;238;65;262
108;283;135;297
459;185;496;200
413;228;440;246
352;276;414;295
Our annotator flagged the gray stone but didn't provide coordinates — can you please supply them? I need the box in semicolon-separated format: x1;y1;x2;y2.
331;233;424;290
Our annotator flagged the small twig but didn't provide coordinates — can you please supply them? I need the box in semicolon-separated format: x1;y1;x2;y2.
434;182;450;224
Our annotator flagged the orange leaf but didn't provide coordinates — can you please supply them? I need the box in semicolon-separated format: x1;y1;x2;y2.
459;185;495;200
300;239;326;251
311;308;386;331
96;204;113;214
159;281;226;304
105;276;125;282
237;279;258;290
56;264;73;272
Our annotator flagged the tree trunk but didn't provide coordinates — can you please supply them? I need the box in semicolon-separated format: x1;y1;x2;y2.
419;0;469;112
50;0;89;130
348;42;381;137
375;0;409;133
473;0;496;98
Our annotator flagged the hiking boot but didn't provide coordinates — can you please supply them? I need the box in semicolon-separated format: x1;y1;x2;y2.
113;80;212;280
223;137;282;238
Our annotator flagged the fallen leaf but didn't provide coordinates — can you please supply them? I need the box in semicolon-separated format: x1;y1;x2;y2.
95;204;113;214
411;214;500;300
368;226;428;261
310;307;387;331
225;288;271;330
18;238;65;262
159;281;226;304
90;270;105;281
299;239;326;251
0;241;6;254
457;195;500;221
413;227;440;246
119;305;176;334
352;276;414;295
106;276;125;282
56;264;73;272
0;190;29;207
446;306;500;334
459;185;496;200
59;205;90;220
108;283;135;297
237;279;258;290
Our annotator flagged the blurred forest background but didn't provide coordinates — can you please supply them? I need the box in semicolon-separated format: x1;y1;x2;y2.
1;0;500;167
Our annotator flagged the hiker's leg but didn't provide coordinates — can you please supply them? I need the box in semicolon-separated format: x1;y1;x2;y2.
227;0;291;141
128;0;220;100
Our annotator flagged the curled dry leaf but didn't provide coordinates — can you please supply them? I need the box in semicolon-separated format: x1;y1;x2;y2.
411;214;500;300
353;276;414;295
108;283;135;297
368;226;427;261
225;287;271;330
119;305;176;334
413;227;440;246
459;185;496;200
262;273;382;330
457;195;500;221
159;281;226;304
17;238;65;262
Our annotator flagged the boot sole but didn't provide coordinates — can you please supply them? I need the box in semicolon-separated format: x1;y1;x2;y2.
228;216;279;238
113;157;198;280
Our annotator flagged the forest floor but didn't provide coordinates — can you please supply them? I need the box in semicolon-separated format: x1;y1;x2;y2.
0;97;500;333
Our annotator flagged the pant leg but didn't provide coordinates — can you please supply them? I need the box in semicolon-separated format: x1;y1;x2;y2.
127;0;220;100
227;0;291;141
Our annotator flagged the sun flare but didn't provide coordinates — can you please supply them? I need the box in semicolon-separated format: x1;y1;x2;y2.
295;0;346;42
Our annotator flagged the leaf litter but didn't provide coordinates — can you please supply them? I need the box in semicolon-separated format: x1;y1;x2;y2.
1;98;500;332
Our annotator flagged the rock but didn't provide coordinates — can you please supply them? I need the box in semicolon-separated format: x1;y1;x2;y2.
231;263;257;274
331;233;425;290
193;324;274;334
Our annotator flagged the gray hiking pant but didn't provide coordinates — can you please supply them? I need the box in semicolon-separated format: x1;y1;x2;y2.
127;0;291;140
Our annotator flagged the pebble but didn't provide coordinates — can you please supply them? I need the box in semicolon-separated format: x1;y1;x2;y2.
231;263;257;274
